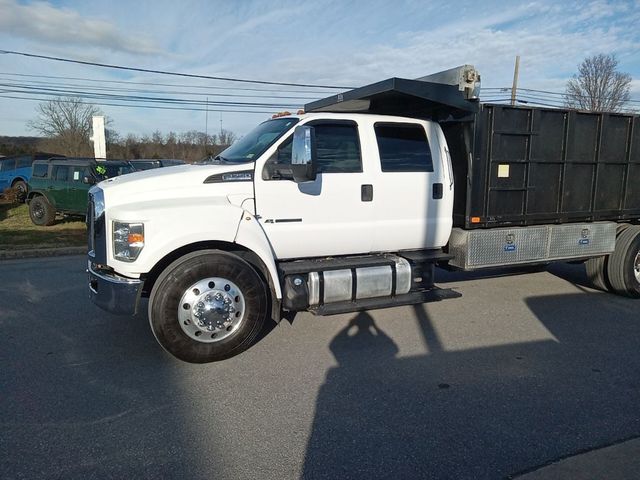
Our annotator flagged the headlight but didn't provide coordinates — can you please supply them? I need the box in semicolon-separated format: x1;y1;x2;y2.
113;221;144;262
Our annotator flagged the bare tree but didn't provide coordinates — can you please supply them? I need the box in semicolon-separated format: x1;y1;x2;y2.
217;129;237;147
28;97;103;156
564;54;632;112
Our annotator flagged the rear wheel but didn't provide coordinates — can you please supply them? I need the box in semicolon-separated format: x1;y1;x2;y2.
28;196;56;226
585;255;610;292
13;180;27;203
607;225;640;298
148;250;269;363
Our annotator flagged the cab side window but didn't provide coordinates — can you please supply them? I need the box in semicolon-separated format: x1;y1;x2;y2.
71;166;85;182
52;165;69;182
276;136;293;164
0;159;16;172
32;164;49;178
16;156;33;168
314;122;361;173
265;121;361;179
375;123;433;172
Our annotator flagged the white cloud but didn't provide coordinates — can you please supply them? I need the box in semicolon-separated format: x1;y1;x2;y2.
0;0;161;55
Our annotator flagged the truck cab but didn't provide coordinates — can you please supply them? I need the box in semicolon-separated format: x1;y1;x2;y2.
256;113;453;258
87;111;454;362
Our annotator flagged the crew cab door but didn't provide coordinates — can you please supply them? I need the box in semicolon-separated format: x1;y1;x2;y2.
368;120;454;252
254;120;374;259
67;165;90;213
48;165;72;210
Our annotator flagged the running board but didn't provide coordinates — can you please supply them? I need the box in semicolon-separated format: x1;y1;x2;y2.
309;287;461;316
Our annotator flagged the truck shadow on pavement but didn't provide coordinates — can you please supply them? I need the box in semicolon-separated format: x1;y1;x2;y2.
0;275;223;479
301;294;640;479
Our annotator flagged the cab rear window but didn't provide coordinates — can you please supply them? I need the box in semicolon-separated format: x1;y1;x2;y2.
375;123;433;172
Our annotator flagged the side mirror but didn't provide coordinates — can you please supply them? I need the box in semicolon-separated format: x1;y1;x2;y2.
83;176;96;185
291;125;317;183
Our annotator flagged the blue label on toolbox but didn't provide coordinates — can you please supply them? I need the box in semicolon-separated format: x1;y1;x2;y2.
579;238;590;245
504;244;517;252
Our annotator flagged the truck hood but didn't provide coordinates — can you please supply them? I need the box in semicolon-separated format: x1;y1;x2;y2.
97;163;255;208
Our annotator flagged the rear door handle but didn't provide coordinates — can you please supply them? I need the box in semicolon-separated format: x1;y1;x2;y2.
433;183;443;199
361;184;373;202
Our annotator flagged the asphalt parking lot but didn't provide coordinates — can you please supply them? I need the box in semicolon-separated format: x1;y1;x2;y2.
1;255;639;479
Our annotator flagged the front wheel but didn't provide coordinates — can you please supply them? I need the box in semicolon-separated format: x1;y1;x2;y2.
148;250;269;363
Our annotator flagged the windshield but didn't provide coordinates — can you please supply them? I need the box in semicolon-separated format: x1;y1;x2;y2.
217;117;299;163
94;163;135;180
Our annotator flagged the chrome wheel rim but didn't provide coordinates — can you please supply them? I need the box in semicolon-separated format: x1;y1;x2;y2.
33;202;44;219
634;251;640;283
178;277;245;343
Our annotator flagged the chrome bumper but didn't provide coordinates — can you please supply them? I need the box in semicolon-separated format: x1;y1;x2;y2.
87;261;143;315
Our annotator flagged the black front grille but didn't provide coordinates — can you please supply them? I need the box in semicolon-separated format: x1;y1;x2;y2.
87;194;95;254
87;189;106;263
94;212;106;263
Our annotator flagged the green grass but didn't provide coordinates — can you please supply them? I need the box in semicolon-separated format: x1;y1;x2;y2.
0;202;86;251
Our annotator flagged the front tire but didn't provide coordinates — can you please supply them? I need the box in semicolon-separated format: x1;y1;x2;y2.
148;250;269;363
28;196;56;226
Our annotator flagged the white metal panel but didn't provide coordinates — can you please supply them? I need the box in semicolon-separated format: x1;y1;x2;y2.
90;116;106;160
365;118;453;252
253;116;375;259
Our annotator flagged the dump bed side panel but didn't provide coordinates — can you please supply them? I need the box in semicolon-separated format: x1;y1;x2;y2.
444;104;640;229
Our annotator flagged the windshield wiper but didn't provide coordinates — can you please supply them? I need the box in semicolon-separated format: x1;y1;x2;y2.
205;155;233;164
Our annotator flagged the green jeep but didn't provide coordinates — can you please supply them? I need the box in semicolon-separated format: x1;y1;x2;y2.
27;158;135;226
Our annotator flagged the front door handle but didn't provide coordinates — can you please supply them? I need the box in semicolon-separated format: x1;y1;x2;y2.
361;184;373;202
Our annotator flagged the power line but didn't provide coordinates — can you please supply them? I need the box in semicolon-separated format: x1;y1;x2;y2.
0;82;311;107
0;49;354;89
0;93;279;114
0;72;340;95
0;79;323;101
483;86;640;105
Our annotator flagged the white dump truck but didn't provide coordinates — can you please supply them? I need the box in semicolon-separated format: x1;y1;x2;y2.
87;66;640;363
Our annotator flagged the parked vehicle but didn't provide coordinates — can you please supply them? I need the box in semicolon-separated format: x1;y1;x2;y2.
27;158;135;226
128;159;186;171
86;66;640;363
0;153;63;201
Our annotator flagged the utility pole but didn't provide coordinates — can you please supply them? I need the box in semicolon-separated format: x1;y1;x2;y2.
511;55;520;106
205;96;209;155
205;96;209;138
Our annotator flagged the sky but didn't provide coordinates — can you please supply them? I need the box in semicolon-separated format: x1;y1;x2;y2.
0;0;639;139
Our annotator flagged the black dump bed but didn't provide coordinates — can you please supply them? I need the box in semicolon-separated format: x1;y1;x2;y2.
307;75;640;230
443;105;640;229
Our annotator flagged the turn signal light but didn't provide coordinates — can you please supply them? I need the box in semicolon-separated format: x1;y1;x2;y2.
471;217;481;224
128;233;144;245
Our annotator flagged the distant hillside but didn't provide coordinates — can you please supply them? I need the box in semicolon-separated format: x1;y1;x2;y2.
0;136;43;156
